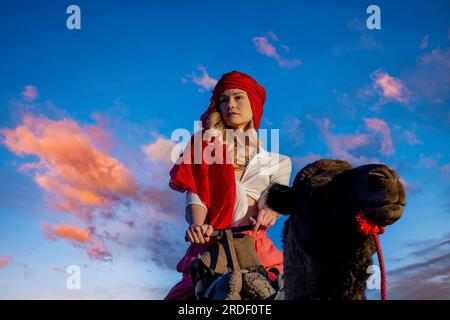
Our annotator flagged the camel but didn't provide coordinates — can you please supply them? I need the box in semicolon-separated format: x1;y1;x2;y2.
266;159;407;300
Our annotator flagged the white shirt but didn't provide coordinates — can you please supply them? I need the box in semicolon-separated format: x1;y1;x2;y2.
186;147;292;226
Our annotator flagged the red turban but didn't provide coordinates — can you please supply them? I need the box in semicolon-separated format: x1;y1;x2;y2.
201;70;266;130
169;71;266;230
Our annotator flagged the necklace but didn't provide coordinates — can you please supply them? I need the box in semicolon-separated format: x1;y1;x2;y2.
244;149;258;166
235;149;258;170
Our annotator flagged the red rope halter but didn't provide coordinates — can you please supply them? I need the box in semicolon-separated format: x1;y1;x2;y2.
355;211;387;301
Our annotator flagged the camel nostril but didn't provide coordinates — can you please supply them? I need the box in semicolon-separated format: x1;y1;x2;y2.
368;170;388;179
368;167;399;181
369;171;386;177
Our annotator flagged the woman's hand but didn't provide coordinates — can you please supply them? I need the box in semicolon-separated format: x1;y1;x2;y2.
249;206;281;232
185;224;214;244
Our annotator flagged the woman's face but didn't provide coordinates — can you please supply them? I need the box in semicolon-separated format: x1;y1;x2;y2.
218;89;253;130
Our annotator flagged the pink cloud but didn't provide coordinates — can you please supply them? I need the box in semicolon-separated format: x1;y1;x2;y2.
309;116;376;165
0;256;12;268
364;118;394;156
0;257;32;277
280;44;290;53
356;85;375;100
283;116;304;146
267;31;278;41
1;109;189;266
43;222;112;261
371;69;412;106
183;65;217;91
420;34;429;49
418;153;439;169
317;118;368;150
21;85;38;101
403;46;450;119
43;223;92;244
139;136;184;219
418;153;450;178
399;177;421;194
332;18;384;55
253;36;276;56
306;115;400;165
419;48;450;66
0;115;138;221
52;266;65;273
86;242;111;261
141;136;175;164
393;124;421;146
291;153;322;171
139;184;183;220
252;32;301;68
403;130;421;145
0;111;188;265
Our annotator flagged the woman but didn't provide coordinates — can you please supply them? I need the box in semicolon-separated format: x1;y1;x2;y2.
164;70;292;300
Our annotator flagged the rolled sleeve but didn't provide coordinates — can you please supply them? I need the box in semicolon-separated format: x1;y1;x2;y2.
186;190;208;211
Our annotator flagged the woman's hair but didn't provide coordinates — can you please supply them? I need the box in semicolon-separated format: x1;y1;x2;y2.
203;105;258;170
204;107;226;136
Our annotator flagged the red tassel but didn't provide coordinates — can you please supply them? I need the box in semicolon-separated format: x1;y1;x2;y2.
355;211;385;235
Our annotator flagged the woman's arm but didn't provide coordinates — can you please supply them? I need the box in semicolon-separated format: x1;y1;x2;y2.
250;203;281;232
185;193;213;244
185;203;207;225
251;156;292;231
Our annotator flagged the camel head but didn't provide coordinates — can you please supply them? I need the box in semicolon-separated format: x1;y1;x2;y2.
266;159;407;260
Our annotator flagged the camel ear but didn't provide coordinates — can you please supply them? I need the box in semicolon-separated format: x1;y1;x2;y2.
296;159;353;183
266;183;295;215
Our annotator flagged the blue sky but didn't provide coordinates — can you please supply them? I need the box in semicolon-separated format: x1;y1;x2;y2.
0;0;449;299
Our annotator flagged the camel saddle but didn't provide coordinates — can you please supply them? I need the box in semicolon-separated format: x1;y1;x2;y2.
189;229;283;300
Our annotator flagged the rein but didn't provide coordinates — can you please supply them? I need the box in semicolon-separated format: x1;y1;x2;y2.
355;211;386;301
